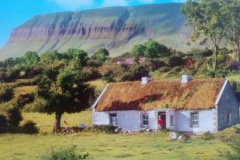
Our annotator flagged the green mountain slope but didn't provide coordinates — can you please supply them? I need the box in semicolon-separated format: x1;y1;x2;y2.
0;3;193;60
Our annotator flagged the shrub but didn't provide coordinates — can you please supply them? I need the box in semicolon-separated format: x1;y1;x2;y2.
22;120;39;134
168;54;184;67
0;114;7;133
0;84;14;103
16;93;35;109
200;131;214;140
222;138;240;159
158;66;171;73
41;146;89;160
202;69;228;78
192;49;213;62
82;67;101;81
87;125;117;134
5;103;23;127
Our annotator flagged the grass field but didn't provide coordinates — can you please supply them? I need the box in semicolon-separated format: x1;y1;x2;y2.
0;110;238;160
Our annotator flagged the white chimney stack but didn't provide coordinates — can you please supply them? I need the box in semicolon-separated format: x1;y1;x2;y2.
141;77;152;84
181;75;193;83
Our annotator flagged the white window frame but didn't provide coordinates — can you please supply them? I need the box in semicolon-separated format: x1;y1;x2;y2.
190;112;199;128
109;113;117;126
142;113;149;128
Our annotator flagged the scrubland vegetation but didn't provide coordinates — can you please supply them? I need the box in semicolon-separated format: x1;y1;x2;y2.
0;39;240;159
0;0;240;158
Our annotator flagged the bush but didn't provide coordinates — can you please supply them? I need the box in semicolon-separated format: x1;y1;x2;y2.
0;115;7;133
87;125;117;134
22;120;39;134
202;69;228;78
16;93;35;109
5;103;23;127
192;49;213;62
0;84;14;103
158;66;172;73
41;146;89;160
168;54;184;67
200;131;214;140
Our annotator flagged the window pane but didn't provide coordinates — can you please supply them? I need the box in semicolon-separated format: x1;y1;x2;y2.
191;112;199;127
142;113;148;126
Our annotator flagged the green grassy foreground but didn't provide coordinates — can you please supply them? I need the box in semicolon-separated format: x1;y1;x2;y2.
0;111;237;160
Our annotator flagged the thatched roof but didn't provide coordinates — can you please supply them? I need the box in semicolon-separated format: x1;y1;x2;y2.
94;78;226;111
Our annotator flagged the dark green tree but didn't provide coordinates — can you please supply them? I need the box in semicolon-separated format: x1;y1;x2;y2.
144;39;169;58
131;44;146;64
40;50;62;65
37;68;95;130
67;49;89;68
222;0;240;61
181;0;230;69
92;48;109;64
22;51;40;65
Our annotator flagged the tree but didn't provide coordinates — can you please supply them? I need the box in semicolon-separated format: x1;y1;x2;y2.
131;44;146;64
22;51;40;65
181;0;230;69
67;49;89;68
222;0;240;61
144;39;170;58
37;68;95;130
40;50;61;65
92;48;109;64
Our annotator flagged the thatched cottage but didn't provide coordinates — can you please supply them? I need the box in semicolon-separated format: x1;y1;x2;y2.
92;76;239;133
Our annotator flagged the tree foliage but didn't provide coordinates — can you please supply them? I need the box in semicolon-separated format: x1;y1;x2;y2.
222;0;240;61
181;0;230;69
144;39;170;58
37;68;95;129
67;49;89;68
131;44;146;64
22;51;40;66
92;48;109;64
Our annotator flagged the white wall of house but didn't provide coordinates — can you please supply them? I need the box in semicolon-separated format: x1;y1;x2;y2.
148;110;157;129
117;111;141;130
94;111;142;130
93;112;110;125
168;110;176;130
175;109;216;133
93;109;218;133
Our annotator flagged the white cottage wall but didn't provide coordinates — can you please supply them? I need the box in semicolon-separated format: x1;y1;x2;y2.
94;111;142;131
148;110;157;129
175;109;216;133
94;112;110;125
168;110;176;130
117;111;141;130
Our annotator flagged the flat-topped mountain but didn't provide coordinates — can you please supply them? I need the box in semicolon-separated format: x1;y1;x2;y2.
0;3;192;60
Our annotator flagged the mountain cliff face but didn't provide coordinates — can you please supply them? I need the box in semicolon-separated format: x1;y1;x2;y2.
0;3;192;60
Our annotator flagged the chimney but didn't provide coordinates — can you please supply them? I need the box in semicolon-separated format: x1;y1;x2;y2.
181;75;193;83
141;77;152;84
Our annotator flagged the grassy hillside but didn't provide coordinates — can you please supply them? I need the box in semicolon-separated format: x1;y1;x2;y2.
0;110;239;160
0;3;192;60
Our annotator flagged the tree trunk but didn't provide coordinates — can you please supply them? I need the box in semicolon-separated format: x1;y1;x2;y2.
237;43;240;62
53;112;62;132
213;45;218;70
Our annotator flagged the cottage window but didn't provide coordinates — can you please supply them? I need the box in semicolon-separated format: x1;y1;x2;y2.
170;115;174;126
142;113;149;127
109;113;117;126
190;112;199;128
227;113;231;126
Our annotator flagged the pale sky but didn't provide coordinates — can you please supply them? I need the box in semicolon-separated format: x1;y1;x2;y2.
0;0;186;48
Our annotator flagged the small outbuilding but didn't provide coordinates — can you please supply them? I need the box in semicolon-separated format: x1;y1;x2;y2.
92;76;239;133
